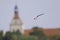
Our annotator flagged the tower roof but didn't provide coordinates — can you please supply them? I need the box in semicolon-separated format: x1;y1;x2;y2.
15;5;18;10
13;5;19;19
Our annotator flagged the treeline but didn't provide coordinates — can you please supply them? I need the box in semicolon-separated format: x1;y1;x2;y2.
0;27;60;40
0;30;38;40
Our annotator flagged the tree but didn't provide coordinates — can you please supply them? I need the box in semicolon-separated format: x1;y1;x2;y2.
0;31;3;40
4;30;38;40
4;30;22;40
49;35;60;40
30;27;47;40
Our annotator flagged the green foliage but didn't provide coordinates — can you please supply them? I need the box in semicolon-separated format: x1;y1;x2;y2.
30;27;47;40
32;26;39;29
4;31;38;40
49;35;60;40
10;34;38;40
8;34;38;40
0;31;3;40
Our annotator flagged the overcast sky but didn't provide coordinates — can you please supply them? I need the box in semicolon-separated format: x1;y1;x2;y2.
0;0;60;31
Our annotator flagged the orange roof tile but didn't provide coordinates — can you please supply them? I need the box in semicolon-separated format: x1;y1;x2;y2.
24;28;60;36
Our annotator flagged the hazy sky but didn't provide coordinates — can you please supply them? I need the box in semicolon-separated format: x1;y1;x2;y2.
0;0;60;31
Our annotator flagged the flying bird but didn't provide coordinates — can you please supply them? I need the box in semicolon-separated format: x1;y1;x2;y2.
34;14;44;20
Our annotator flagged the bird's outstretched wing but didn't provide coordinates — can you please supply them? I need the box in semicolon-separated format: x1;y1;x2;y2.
34;14;44;20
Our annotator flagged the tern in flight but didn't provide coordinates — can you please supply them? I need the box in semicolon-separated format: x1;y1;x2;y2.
34;14;44;20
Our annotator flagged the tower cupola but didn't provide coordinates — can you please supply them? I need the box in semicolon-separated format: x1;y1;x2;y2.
14;5;19;19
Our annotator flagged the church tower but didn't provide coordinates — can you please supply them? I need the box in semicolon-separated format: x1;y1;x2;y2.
10;5;24;34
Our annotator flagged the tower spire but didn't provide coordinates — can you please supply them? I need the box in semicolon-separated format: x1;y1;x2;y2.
10;4;24;34
14;5;19;19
